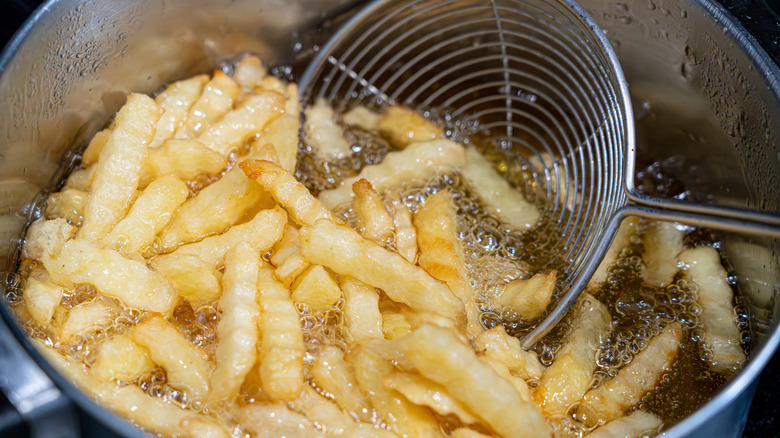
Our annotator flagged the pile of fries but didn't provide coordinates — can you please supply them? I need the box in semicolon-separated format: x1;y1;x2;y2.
11;55;747;438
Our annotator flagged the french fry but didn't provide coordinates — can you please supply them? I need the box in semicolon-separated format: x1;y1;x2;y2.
587;410;663;438
577;322;682;426
233;56;267;90
642;220;684;286
63;166;95;191
139;138;227;187
245;141;281;165
238;403;323;438
90;334;155;382
291;265;342;312
396;324;551;438
377;105;441;149
257;261;304;401
381;303;413;340
179;417;231;438
387;192;417;263
175;70;241;139
495;271;557;321
23;277;64;324
239;159;335;226
44;239;178;314
197;90;284;157
61;299;115;341
319;139;466;209
102;175;189;257
342;105;381;133
451;428;494;438
270;224;310;287
352;179;394;244
304;97;352;160
250;84;299;173
415;189;481;336
159;206;286;268
340;277;383;343
149;253;222;309
383;372;479;425
210;242;261;403
81;129;111;166
132;315;213;401
472;326;545;381
32;219;76;284
346;344;443;438
158;168;267;252
589;217;639;288
258;75;288;95
535;293;611;418
478;356;532;403
679;246;746;373
310;345;373;421
79;94;163;242
299;218;465;326
149;74;209;148
46;188;87;225
460;146;539;231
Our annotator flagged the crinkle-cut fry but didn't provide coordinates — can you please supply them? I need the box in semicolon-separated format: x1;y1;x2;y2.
157;168;267;252
274;255;310;288
310;345;373;421
257;75;288;95
238;402;324;438
478;356;532;403
197;90;285;157
233;55;267;90
415;189;481;337
342;105;381;133
299;218;466;327
679;246;746;373
270;224;310;287
352;179;395;245
81;128;111;166
139;138;227;187
460;145;539;231
304;97;352;160
495;271;557;321
44;239;178;314
383;372;480;425
37;343;228;438
61;299;115;342
239;160;335;226
346;344;444;438
102;175;189;257
63;166;95;191
387;192;417;263
23;277;64;324
451;428;494;438
291;264;342;312
377;105;442;149
396;324;551;438
381;307;412;340
210;242;261;403
472;326;545;381
589;217;639;288
642;220;684;286
149;253;222;309
587;410;663;438
90;334;155;382
340;277;383;343
132;315;213;401
149;74;209;148
78;94;163;242
250;86;299;173
245;141;281;165
257;261;304;400
577;322;682;426
32;219;76;284
175;70;241;139
180;417;231;438
46;188;87;225
535;293;611;418
319;139;466;210
160;206;286;268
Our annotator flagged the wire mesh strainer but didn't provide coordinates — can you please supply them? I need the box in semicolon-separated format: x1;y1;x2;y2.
299;0;780;346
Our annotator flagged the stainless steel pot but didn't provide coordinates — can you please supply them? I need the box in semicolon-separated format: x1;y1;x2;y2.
0;0;777;437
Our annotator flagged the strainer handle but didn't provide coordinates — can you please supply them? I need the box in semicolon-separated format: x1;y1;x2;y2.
520;205;780;349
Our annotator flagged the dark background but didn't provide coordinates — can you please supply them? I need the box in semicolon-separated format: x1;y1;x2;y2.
0;0;778;437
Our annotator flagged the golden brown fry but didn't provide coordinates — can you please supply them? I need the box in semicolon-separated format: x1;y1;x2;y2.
387;192;417;263
61;300;115;342
291;264;342;312
251;84;299;173
238;403;323;438
472;326;544;381
495;271;557;320
63;166;95;191
175;70;241;138
46;188;87;225
81;129;111;166
23;277;64;324
577;322;682;426
304;97;352;160
377;105;442;149
383;372;479;424
342;105;381;133
450;428;494;438
299;218;465;326
180;417;231;438
90;334;155;382
139;138;227;187
102;175;189;257
642;220;685;286
352;179;394;244
589;217;639;288
340;277;383;343
132;315;213;401
239;159;335;226
79;94;163;242
679;246;746;373
478;356;532;403
396;324;551;438
31;219;76;284
149;74;209;148
257;261;304;401
587;410;663;438
269;225;310;287
535;293;611;418
149;254;221;309
233;56;267;90
381;308;412;340
310;345;373;421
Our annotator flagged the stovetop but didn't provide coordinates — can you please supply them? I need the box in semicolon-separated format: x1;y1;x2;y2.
0;1;778;437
